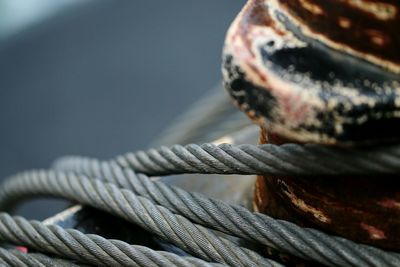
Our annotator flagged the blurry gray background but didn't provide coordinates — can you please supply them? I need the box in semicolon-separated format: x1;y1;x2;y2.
0;0;244;219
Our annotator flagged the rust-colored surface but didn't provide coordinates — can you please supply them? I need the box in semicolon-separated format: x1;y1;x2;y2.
276;0;400;73
223;0;400;145
254;175;400;250
223;0;400;255
256;129;400;251
253;123;400;251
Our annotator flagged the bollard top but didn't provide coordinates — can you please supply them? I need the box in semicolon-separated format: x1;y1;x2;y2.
223;0;400;145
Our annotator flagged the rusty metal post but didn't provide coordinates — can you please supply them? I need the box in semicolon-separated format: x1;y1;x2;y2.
223;0;400;251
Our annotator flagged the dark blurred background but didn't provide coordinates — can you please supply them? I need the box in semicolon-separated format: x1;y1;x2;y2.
0;0;244;219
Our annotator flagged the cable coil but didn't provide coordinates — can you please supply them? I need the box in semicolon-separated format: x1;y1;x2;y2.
0;142;399;266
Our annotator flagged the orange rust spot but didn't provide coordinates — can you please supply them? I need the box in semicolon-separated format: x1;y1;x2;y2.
247;109;257;119
346;0;397;20
253;179;263;212
249;0;274;27
259;125;269;144
280;180;331;223
361;223;387;240
338;17;352;28
378;199;400;210
230;0;277;62
248;64;267;83
299;0;324;15
275;0;400;72
365;29;389;46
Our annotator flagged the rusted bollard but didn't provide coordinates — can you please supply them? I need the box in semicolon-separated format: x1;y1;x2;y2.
223;0;400;251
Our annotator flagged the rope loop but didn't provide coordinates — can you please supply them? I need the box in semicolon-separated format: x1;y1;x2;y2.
0;142;400;266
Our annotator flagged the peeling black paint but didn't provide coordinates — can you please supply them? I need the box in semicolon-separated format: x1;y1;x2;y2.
223;55;277;122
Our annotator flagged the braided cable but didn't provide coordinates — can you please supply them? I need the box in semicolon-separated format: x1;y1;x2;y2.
0;213;224;267
111;143;400;176
0;248;42;267
0;247;81;267
54;156;400;267
0;248;54;267
0;170;281;267
2;71;399;267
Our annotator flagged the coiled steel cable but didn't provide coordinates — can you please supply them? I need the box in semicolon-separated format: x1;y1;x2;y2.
112;143;400;176
54;156;400;267
2;66;398;267
1;132;400;265
0;247;79;267
0;170;281;267
0;213;224;267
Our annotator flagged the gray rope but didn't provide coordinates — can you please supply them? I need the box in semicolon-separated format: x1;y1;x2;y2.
0;247;78;267
0;213;224;267
20;252;83;267
0;248;44;267
3;142;400;266
54;156;400;267
111;143;400;176
3;82;398;267
0;171;281;267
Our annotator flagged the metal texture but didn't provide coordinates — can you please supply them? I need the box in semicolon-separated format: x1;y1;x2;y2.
0;1;399;265
223;0;400;145
0;248;78;267
0;171;278;267
275;0;400;72
51;143;400;177
0;213;224;267
222;0;400;252
54;156;400;267
1;160;400;266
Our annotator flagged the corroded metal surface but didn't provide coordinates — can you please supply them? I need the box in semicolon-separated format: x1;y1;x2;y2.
254;172;400;250
276;0;400;73
223;0;400;145
223;0;400;252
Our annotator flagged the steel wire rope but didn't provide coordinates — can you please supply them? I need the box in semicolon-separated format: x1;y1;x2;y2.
53;156;400;267
1;142;400;266
0;247;79;267
1;113;400;266
0;170;281;267
113;143;400;176
0;213;226;267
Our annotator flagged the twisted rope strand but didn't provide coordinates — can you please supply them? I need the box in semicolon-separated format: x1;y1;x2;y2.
2;142;400;266
0;248;43;267
0;171;280;267
0;213;224;267
110;143;400;176
54;156;400;267
0;248;81;267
